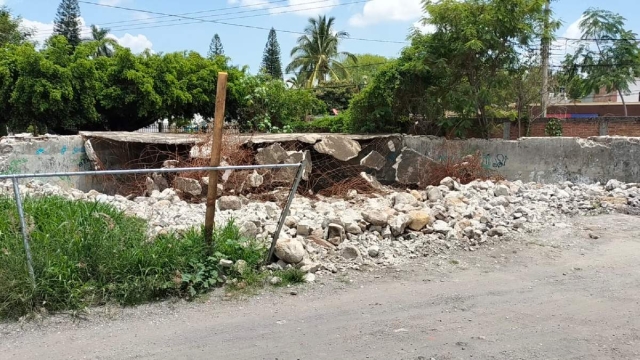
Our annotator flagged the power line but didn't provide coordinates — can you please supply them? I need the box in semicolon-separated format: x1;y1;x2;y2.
94;0;291;27
100;0;335;32
75;1;408;44
34;0;354;40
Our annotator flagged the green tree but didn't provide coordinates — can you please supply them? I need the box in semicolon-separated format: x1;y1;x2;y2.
85;25;117;57
286;15;357;88
0;6;33;47
420;0;553;137
339;53;389;87
572;8;640;116
53;0;82;48
261;28;283;80
208;34;224;58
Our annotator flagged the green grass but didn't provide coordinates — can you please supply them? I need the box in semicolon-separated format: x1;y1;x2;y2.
0;196;267;320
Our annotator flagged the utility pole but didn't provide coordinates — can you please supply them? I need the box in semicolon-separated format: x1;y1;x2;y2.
540;0;551;118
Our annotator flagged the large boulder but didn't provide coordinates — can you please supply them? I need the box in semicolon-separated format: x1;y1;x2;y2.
360;150;387;171
275;237;306;264
278;151;312;182
256;143;288;165
313;135;362;161
394;148;435;185
390;214;412;236
174;177;202;197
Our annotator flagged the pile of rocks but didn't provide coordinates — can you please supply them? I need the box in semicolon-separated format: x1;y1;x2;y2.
2;177;638;277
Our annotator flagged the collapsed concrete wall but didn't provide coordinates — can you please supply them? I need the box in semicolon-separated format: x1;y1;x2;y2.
403;136;640;184
0;135;95;190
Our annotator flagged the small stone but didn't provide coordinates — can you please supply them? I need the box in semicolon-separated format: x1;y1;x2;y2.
248;171;264;188
488;226;508;237
219;259;233;268
433;220;452;234
269;276;282;285
174;177;202;197
341;245;361;260
284;216;298;228
296;221;313;236
410;190;423;201
235;260;248;274
327;223;346;244
362;211;390;227
345;222;363;235
346;189;358;200
368;246;380;257
440;177;456;190
427;187;443;201
218;196;242;211
390;214;412;236
494;184;510;197
408;211;433;231
589;233;600;240
303;273;316;283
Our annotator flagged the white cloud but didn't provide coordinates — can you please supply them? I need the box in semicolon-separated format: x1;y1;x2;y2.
550;17;583;66
227;0;271;9
20;17;152;54
275;0;339;16
412;19;435;34
349;0;422;27
109;33;153;53
228;0;338;16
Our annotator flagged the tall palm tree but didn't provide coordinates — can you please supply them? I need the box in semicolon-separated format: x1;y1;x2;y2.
286;72;307;89
85;24;117;57
286;15;356;88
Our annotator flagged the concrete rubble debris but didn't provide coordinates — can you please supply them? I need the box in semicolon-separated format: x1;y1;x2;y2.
255;143;288;165
2;176;638;278
360;151;387;171
248;171;264;188
313;135;362;162
174;177;202;197
394;148;435;185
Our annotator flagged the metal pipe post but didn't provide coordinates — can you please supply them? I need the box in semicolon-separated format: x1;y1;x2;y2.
266;160;306;264
11;177;36;288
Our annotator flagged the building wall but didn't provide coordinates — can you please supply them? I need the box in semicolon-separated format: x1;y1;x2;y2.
0;135;95;190
404;136;640;184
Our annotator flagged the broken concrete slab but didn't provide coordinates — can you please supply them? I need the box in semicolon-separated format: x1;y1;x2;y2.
313;135;362;162
394;148;436;185
255;143;288;165
360;150;386;171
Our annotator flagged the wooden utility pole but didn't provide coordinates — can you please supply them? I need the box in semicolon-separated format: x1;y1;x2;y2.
204;72;228;250
540;0;551;118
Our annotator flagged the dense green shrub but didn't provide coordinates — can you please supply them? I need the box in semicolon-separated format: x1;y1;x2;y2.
544;118;563;136
288;112;352;133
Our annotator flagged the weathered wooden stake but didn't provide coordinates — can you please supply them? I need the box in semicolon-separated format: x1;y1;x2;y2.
204;72;228;250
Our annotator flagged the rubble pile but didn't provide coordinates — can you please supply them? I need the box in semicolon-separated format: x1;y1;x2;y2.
2;177;638;277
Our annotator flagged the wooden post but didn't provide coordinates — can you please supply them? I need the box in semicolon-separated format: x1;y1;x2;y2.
204;72;228;250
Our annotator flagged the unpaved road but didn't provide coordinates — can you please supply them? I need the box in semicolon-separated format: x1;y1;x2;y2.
2;214;640;360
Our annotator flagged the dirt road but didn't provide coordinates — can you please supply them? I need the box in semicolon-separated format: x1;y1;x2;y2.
2;214;640;360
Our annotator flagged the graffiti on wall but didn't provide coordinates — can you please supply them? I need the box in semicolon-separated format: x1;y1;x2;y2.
482;154;509;169
0;158;28;175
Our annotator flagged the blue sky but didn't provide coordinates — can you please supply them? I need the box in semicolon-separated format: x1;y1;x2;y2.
5;0;640;77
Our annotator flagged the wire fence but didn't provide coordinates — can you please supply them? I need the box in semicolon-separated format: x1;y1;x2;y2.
0;162;306;287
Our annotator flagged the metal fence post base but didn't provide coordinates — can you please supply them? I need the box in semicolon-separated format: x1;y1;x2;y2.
266;160;307;264
11;177;36;288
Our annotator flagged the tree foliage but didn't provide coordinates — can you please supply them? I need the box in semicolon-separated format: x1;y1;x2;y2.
570;8;640;116
84;25;116;58
208;34;224;58
339;53;390;87
261;28;283;80
286;15;357;88
0;6;33;47
53;0;82;48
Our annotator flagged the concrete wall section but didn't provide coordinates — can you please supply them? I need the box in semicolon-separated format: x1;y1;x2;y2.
403;136;640;184
0;135;95;190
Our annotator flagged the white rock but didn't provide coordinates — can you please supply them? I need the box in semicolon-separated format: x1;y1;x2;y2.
494;185;510;197
433;220;452;234
362;211;390;227
368;246;380;257
275;238;306;264
390;214;412;237
303;273;316;283
341;245;361;260
248;171;264;188
218;196;242;211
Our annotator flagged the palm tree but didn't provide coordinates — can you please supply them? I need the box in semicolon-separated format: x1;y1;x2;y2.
286;15;356;88
84;24;117;57
286;72;307;89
